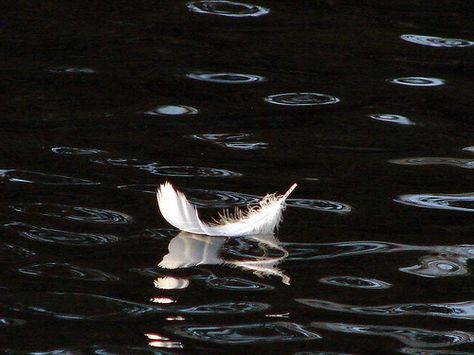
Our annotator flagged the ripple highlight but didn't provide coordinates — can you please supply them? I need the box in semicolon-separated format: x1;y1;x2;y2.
11;203;134;224
401;34;474;48
265;92;340;106
51;146;108;155
319;276;391;289
389;77;445;87
187;1;270;17
187;72;265;83
389;157;474;169
370;114;415;126
145;105;198;116
394;192;474;212
0;169;98;185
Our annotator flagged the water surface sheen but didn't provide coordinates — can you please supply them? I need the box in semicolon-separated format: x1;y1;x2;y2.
2;1;474;354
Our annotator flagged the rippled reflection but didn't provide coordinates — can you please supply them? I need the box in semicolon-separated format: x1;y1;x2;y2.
395;192;474;212
298;298;474;320
18;262;119;281
3;292;161;320
463;146;474;153
401;34;474;48
145;105;198;116
389;157;474;169
0;243;36;261
144;333;183;349
154;277;190;290
0;169;98;185
204;275;274;291
153;166;242;178
4;222;120;245
400;347;474;354
48;66;96;74
287;198;352;214
187;72;265;83
187;1;270;17
159;231;290;284
369;114;415;126
189;133;268;150
319;276;391;289
178;301;269;314
182;187;259;207
265;92;340;106
167;322;320;344
10;203;134;224
400;255;469;278
311;321;474;348
389;77;445;87
51;146;108;155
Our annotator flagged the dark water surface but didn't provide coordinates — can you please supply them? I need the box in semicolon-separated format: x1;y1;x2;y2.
2;1;474;354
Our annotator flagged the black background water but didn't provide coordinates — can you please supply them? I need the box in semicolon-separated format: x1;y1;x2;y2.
2;1;474;354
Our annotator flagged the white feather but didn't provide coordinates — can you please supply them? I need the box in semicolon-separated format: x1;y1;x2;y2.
156;182;297;237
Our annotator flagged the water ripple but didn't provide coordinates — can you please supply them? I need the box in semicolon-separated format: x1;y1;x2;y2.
297;298;474;320
400;255;469;278
187;1;270;17
287;198;352;214
389;77;445;87
204;276;274;291
389;157;474;169
3;292;161;320
394;192;474;212
311;321;474;348
319;276;391;289
154;277;190;289
0;243;36;261
3;222;120;246
178;301;269;314
51;146;108;155
463;146;474;153
10;203;134;224
167;322;321;344
401;34;474;48
183;187;259;207
187;72;265;83
145;105;198;116
0;169;98;185
189;133;268;150
18;262;119;282
48;66;96;74
369;114;415;126
265;92;340;106
0;318;26;327
150;166;242;178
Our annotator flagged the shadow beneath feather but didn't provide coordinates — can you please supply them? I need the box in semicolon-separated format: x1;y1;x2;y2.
158;231;290;285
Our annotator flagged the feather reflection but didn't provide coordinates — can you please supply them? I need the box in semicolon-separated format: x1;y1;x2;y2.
158;231;290;284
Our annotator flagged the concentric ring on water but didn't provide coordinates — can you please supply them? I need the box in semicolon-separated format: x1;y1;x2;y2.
389;77;445;87
394;193;474;212
187;1;270;17
51;146;108;155
264;92;340;106
186;72;265;84
401;34;474;48
370;114;415;126
145;105;198;116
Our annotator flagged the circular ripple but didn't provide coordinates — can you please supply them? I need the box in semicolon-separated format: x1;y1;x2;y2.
370;114;415;126
178;302;269;314
151;166;242;178
265;92;340;106
219;142;269;150
187;1;270;17
204;276;274;291
4;222;120;246
0;243;36;262
319;276;391;289
183;188;259;207
18;263;119;282
287;198;352;214
394;193;474;212
400;255;468;278
167;322;321;344
11;203;133;224
0;169;98;185
401;34;474;48
92;157;157;168
389;77;445;87
51;146;108;155
389;157;474;169
4;292;159;320
187;72;265;84
145;105;198;116
48;66;96;74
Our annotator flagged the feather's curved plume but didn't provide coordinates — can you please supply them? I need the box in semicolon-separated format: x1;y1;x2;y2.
156;182;297;237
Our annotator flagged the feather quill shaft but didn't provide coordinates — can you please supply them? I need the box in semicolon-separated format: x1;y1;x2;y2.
156;182;297;237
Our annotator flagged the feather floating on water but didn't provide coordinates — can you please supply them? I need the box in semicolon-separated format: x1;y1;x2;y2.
156;182;297;237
